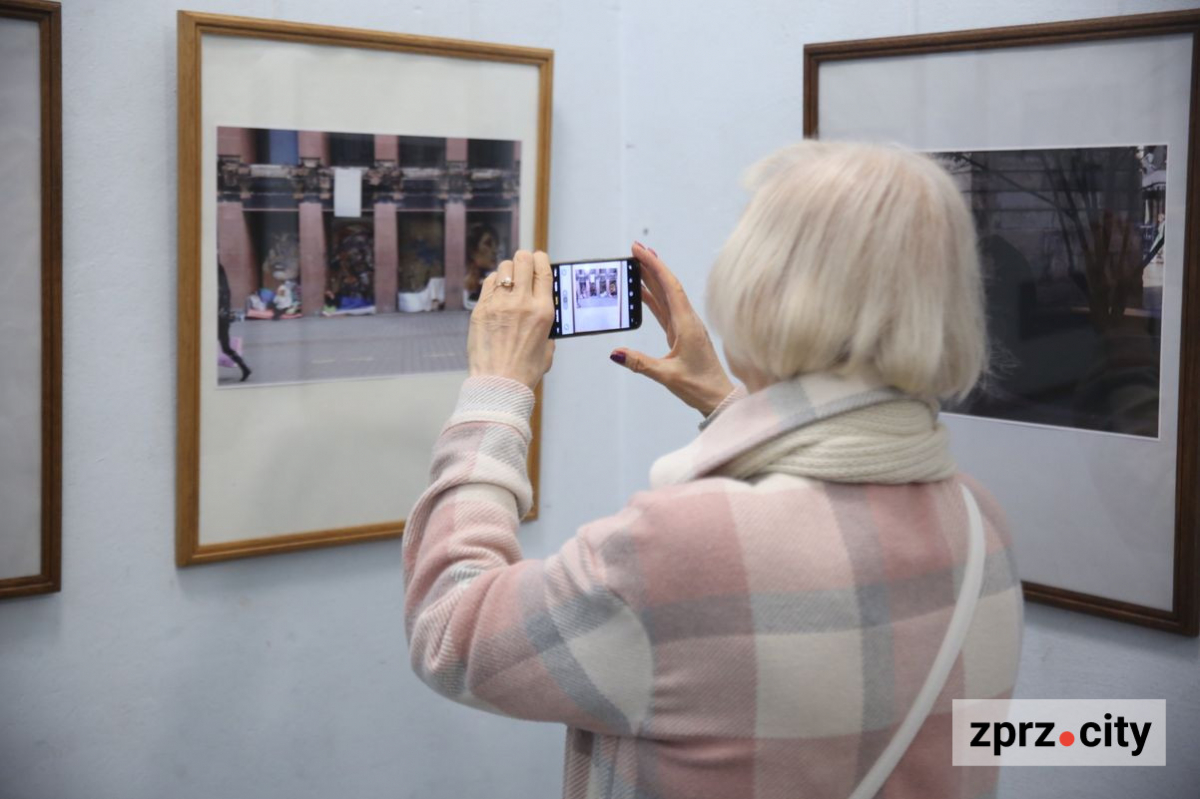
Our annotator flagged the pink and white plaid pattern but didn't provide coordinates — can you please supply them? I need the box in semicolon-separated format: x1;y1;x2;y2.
404;375;1023;799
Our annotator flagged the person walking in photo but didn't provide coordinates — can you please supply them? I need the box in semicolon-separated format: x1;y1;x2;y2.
218;263;251;383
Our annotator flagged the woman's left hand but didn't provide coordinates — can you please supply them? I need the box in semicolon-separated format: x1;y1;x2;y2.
467;250;556;390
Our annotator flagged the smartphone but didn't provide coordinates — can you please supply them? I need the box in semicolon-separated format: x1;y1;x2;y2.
550;258;642;339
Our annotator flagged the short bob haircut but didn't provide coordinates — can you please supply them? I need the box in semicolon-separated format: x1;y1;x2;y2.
707;141;987;401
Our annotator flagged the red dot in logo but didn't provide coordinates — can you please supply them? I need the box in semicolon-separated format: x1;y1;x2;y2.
1059;731;1075;747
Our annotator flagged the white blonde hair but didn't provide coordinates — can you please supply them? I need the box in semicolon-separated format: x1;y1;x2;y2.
706;140;987;401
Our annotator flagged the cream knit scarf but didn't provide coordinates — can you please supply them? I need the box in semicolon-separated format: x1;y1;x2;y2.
716;398;956;485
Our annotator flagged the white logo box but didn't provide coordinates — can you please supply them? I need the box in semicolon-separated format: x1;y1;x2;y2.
952;699;1166;766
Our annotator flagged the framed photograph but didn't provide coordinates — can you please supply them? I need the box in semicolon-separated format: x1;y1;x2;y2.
177;12;552;565
0;0;61;600
805;10;1199;635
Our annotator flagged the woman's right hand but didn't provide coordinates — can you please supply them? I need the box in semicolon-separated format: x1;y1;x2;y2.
610;242;736;417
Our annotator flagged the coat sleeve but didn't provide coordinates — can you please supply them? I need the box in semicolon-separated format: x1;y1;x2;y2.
403;376;654;736
699;385;748;430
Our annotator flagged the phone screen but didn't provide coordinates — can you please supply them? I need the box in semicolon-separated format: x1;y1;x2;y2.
550;258;642;338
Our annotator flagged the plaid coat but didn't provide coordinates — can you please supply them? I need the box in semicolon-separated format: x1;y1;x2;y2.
404;375;1023;799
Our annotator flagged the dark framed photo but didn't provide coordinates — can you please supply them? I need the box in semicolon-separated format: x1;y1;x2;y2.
806;10;1200;635
0;0;61;600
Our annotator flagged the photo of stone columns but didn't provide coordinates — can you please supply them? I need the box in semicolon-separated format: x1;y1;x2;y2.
573;266;619;308
215;127;521;387
934;145;1167;437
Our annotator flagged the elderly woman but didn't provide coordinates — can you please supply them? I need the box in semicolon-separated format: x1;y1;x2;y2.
403;141;1023;799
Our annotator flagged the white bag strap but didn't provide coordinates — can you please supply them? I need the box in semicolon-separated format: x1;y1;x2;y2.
846;484;987;799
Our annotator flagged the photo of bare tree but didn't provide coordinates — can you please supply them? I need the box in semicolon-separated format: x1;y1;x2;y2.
934;145;1167;438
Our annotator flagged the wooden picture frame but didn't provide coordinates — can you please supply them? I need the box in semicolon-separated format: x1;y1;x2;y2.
0;0;61;600
805;10;1200;635
177;12;551;565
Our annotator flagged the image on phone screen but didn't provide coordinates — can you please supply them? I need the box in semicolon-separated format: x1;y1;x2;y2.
550;258;642;338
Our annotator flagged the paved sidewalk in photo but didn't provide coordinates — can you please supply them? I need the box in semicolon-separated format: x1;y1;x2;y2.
218;310;470;387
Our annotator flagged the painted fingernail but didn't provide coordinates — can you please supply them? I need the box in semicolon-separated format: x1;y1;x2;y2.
649;247;658;257
610;351;626;365
634;240;645;250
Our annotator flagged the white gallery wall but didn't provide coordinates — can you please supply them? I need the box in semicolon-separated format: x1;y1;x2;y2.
0;0;1197;797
